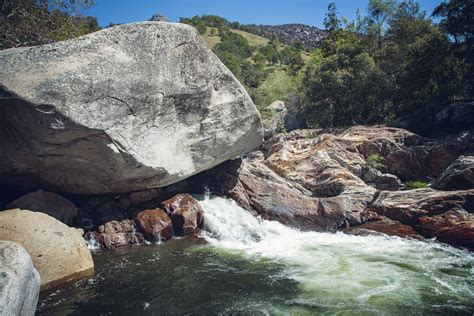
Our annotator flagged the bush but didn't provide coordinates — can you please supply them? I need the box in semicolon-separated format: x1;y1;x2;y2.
253;70;302;109
404;180;429;190
366;154;385;170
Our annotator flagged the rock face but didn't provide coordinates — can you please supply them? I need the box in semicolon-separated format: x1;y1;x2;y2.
0;241;40;316
6;190;79;225
161;194;204;236
432;156;474;190
134;209;173;241
343;216;419;238
435;101;474;134
262;101;307;139
368;188;474;248
0;22;263;194
0;209;94;289
89;220;145;249
190;126;474;248
419;209;474;249
149;13;170;22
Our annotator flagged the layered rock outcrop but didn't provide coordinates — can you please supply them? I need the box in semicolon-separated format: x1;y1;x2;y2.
191;126;474;248
432;156;474;190
0;241;40;316
0;22;262;195
0;209;94;289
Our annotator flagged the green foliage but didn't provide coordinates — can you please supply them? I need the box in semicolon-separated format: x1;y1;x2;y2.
280;46;305;75
260;107;277;120
366;154;385;170
216;31;253;58
180;16;207;34
292;39;305;50
278;118;288;134
404;180;429;190
241;62;267;88
1;0;99;49
253;70;301;108
301;0;473;134
258;42;280;65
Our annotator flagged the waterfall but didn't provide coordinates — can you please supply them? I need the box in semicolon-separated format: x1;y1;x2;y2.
197;195;474;311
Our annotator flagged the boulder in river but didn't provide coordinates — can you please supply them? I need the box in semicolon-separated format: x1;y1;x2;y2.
161;194;204;236
6;189;79;226
0;209;94;290
134;209;173;241
432;156;474;191
0;241;40;316
0;22;263;195
89;219;145;249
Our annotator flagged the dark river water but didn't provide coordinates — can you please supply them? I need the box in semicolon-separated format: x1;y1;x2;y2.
38;196;474;315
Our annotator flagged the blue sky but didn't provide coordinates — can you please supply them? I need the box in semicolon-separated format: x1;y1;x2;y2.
88;0;443;28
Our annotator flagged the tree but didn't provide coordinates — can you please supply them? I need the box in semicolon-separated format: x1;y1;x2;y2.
1;0;99;49
433;0;474;97
433;0;474;44
259;43;280;65
292;39;305;51
280;46;304;75
364;0;397;49
324;3;341;32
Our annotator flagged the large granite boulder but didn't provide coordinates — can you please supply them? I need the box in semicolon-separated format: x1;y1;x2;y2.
0;22;263;194
0;209;94;289
0;241;40;316
6;190;79;226
432;156;474;190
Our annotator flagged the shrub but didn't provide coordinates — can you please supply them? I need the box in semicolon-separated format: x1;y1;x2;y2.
366;154;385;170
404;180;429;190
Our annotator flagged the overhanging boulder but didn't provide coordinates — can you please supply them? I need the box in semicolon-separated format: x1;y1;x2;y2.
0;22;263;194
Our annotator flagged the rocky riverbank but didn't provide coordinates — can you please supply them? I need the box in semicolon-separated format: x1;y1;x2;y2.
0;20;473;315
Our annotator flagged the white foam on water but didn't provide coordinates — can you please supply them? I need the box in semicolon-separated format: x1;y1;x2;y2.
198;195;474;312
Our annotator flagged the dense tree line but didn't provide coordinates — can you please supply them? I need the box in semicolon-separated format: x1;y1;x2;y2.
0;0;99;50
301;0;473;134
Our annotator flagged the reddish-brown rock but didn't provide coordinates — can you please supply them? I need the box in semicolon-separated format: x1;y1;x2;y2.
344;216;419;238
419;209;474;249
134;209;173;241
90;220;145;249
368;189;474;226
161;194;204;236
188;126;474;249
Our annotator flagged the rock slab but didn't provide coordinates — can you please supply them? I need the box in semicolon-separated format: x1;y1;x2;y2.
0;241;40;316
0;209;94;290
0;22;263;194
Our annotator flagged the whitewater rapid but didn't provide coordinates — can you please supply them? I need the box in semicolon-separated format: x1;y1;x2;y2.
198;195;474;313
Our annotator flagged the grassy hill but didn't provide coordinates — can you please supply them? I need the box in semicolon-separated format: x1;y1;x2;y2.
202;27;310;62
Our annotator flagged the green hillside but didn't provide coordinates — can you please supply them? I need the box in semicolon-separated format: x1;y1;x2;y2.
203;27;309;62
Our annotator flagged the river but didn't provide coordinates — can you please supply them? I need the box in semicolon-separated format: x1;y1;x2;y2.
38;195;474;315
